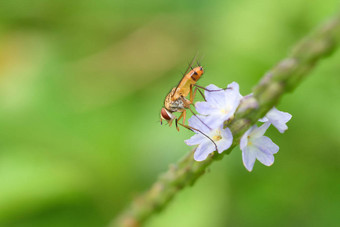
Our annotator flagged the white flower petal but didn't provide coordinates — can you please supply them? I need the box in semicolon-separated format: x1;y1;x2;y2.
195;102;218;115
193;82;242;130
227;81;243;100
240;122;280;171
216;127;233;153
228;81;239;90
242;146;257;172
266;107;292;133
224;92;241;110
194;141;215;161
249;122;271;138
242;93;253;99
204;85;226;107
220;83;242;119
188;115;201;129
185;134;206;146
252;136;279;154
188;115;210;134
258;116;268;122
240;125;255;150
255;147;275;166
203;114;225;130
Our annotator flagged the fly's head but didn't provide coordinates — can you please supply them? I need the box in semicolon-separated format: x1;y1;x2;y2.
160;108;175;126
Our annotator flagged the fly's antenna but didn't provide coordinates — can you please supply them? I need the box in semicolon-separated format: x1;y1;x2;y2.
184;53;198;77
197;53;205;66
173;53;199;95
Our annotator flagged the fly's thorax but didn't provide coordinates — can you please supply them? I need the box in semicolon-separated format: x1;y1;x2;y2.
168;97;190;112
164;88;185;112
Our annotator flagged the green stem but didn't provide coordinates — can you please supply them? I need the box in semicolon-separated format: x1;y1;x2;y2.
110;14;340;227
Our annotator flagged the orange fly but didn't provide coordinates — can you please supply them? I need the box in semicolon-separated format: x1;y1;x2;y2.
160;65;203;130
160;57;221;150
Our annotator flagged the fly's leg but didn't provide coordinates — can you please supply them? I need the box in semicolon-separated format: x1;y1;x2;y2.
190;84;206;102
193;86;206;101
180;95;212;131
181;110;186;125
193;84;231;92
168;117;174;127
178;122;218;153
190;84;194;103
176;110;187;130
195;87;206;101
187;106;211;131
190;84;230;103
175;112;184;131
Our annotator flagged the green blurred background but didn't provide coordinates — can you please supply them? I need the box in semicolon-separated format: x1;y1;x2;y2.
0;0;339;226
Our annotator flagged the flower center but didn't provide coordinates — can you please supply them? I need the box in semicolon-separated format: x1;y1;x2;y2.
220;109;228;114
212;135;222;141
212;130;222;141
247;136;252;146
220;106;231;115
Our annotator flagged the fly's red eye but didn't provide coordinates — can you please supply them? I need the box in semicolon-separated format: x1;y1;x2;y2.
161;108;172;121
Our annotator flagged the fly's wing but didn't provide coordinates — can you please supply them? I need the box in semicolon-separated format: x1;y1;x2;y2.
172;53;198;100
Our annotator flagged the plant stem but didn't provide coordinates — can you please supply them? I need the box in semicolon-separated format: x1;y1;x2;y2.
110;14;340;227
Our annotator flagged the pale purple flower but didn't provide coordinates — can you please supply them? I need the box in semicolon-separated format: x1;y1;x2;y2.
259;107;292;133
185;115;233;161
240;122;279;171
195;82;242;129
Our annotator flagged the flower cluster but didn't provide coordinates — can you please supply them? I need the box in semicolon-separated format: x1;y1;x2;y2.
185;82;292;171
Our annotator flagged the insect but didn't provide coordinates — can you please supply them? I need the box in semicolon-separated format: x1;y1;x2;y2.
160;57;223;150
160;64;204;131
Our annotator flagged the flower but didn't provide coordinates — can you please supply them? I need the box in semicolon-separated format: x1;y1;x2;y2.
259;107;292;133
195;82;242;129
185;115;233;161
240;122;279;171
